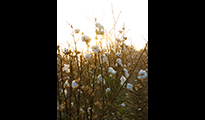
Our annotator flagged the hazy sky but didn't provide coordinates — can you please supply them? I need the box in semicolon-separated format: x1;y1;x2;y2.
57;0;148;50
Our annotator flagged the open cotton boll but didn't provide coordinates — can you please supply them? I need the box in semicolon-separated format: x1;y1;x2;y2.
108;67;116;74
121;103;125;107
123;68;129;78
138;70;147;79
91;44;99;54
105;52;110;56
72;80;78;88
106;88;110;92
127;83;133;91
74;29;80;33
95;22;104;30
139;70;146;75
81;35;91;44
62;64;69;72
120;75;126;86
115;52;122;57
85;53;91;60
101;55;107;63
96;29;104;35
97;74;102;84
123;45;127;51
116;58;122;65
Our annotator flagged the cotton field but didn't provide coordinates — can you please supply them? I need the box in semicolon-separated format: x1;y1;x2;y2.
57;17;148;120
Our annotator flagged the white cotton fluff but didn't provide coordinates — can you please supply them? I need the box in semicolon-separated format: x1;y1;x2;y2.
81;35;91;44
108;67;116;74
127;63;131;66
97;74;102;84
72;80;78;88
101;55;107;63
85;53;91;60
62;64;69;72
106;88;110;92
120;75;126;86
123;45;127;51
138;70;147;79
115;52;122;57
116;58;122;66
96;29;104;35
121;103;125;107
123;68;129;78
75;29;80;33
95;22;104;30
91;44;99;54
126;83;133;91
105;52;110;56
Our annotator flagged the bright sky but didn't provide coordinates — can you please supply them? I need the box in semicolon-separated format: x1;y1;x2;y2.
57;0;148;51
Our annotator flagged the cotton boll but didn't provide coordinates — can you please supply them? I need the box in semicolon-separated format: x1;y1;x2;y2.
102;55;107;63
97;74;102;84
81;35;91;44
75;29;80;33
105;52;110;56
108;67;116;74
121;103;125;107
62;64;69;72
109;74;113;77
138;70;147;79
116;58;122;65
123;45;127;51
138;70;146;75
95;22;104;30
106;88;110;92
127;83;133;91
91;44;99;54
85;53;91;60
115;52;122;57
127;63;131;66
120;75;126;86
141;72;147;79
125;71;129;78
138;75;142;79
72;80;78;88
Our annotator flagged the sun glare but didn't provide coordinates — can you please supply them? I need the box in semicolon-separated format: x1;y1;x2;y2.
57;0;148;52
